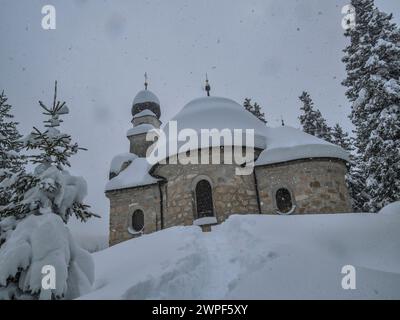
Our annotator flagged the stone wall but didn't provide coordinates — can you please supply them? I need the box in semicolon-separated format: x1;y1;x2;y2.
106;184;161;246
154;149;260;228
133;115;161;128
128;133;155;157
255;159;352;214
107;155;352;246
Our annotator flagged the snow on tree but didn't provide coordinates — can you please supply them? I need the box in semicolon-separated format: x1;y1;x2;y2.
0;82;98;299
314;110;333;143
331;124;367;212
347;153;369;212
299;92;317;135
365;103;400;211
298;91;332;142
0;91;26;206
0;213;94;300
331;123;352;151
243;98;267;124
342;0;400;211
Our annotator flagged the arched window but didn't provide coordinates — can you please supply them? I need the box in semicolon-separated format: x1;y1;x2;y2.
131;209;144;232
195;180;214;218
275;188;293;214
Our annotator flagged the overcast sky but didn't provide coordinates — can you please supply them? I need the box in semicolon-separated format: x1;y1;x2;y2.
1;0;399;236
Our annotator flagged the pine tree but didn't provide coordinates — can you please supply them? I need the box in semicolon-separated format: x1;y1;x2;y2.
342;0;400;211
315;110;333;143
0;82;98;299
243;98;267;124
331;123;352;151
244;98;253;112
298;91;332;142
0;91;26;206
346;154;369;212
299;92;317;135
330;123;367;212
1;81;98;223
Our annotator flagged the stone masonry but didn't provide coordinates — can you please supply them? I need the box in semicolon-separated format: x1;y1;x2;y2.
107;88;353;246
255;158;352;214
155;164;259;228
107;154;352;246
107;184;160;246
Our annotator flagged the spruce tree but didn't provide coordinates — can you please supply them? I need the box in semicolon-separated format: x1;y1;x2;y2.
331;123;367;211
0;82;97;299
298;91;332;142
0;91;25;206
331;123;352;151
315;110;333;143
343;0;400;211
0;81;98;222
346;154;369;212
243;98;267;124
244;98;253;112
299;91;317;135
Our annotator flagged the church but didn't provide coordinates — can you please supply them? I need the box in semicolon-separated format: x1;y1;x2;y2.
105;79;352;246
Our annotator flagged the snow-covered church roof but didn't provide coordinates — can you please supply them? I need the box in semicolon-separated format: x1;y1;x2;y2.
106;95;349;192
151;96;349;165
168;97;268;141
133;90;160;105
126;123;156;137
255;126;350;166
151;96;268;162
133;109;157;118
105;157;159;192
109;153;138;175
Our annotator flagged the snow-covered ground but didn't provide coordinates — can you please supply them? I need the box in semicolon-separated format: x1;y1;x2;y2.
81;204;400;300
74;233;109;253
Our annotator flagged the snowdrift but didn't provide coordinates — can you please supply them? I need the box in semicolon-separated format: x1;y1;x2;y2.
82;212;400;300
379;201;400;215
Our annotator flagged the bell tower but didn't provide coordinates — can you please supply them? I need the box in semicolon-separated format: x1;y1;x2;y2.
127;74;162;157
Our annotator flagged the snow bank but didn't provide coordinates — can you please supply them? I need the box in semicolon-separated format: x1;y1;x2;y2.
105;158;158;192
0;214;94;299
82;210;400;299
379;201;400;215
73;232;109;253
256;126;349;166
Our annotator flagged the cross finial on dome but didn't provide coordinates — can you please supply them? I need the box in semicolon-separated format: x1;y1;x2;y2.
144;72;148;90
205;73;211;97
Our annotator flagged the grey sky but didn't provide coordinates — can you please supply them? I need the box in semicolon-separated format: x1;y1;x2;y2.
1;0;399;236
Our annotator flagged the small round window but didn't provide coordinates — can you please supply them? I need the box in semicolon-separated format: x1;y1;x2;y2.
275;188;293;214
131;209;144;232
